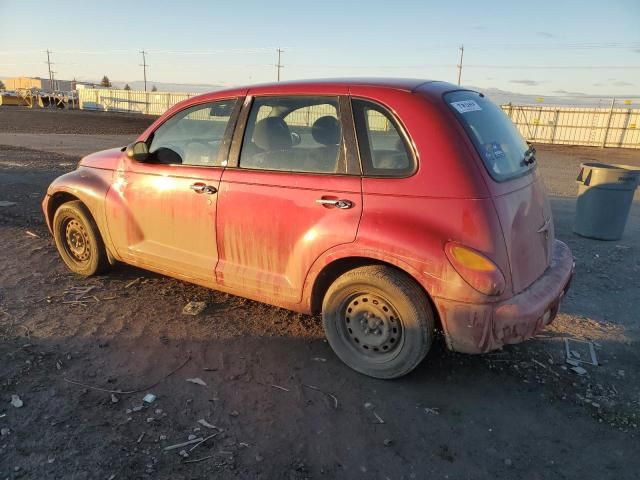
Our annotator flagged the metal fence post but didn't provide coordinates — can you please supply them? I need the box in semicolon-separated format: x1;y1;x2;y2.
531;106;543;141
619;107;633;148
602;97;616;148
550;109;560;145
517;106;535;141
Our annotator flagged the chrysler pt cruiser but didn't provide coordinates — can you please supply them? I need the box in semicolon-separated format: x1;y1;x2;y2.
43;79;574;378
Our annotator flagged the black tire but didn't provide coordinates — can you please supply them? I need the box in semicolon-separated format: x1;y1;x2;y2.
52;200;109;276
322;265;434;379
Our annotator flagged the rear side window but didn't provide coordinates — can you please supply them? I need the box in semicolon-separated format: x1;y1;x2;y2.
239;96;344;174
445;91;532;181
352;99;414;177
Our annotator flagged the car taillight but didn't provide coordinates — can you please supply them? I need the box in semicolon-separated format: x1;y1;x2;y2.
444;242;506;296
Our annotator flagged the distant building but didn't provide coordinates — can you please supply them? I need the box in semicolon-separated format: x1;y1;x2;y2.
74;82;108;90
2;76;74;92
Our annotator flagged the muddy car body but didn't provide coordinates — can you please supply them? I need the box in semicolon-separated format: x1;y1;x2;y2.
43;78;574;378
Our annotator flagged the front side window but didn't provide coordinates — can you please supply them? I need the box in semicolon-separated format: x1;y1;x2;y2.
239;96;343;173
352;99;414;176
148;99;237;166
444;90;532;181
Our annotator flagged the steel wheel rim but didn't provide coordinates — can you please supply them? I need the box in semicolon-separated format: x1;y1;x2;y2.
339;292;404;359
63;217;91;263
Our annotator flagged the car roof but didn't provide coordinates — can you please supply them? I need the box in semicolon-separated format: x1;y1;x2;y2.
188;78;460;103
247;78;438;92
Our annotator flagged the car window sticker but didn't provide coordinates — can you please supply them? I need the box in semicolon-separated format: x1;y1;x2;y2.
482;142;505;174
450;100;482;113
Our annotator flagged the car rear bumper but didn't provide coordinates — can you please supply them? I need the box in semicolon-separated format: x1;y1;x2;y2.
435;240;574;354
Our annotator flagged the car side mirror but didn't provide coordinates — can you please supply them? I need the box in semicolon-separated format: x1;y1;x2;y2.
126;141;149;162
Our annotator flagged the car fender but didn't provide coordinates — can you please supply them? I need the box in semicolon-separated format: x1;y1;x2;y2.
301;242;430;312
43;167;118;259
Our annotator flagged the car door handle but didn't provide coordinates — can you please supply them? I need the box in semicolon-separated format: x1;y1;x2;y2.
316;198;353;209
190;182;217;194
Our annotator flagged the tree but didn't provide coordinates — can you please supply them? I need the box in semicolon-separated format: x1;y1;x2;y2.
0;79;5;90
123;84;131;91
100;75;112;87
151;85;157;92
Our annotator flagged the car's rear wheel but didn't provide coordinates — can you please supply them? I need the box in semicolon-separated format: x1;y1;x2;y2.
52;200;109;276
322;265;434;379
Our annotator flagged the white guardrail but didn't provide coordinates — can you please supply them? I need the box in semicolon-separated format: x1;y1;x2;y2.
78;88;640;149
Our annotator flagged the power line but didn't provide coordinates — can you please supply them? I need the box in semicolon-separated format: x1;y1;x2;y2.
14;60;640;71
4;42;638;56
148;48;275;55
0;42;638;57
464;42;640;50
464;65;640;69
140;50;148;92
290;64;640;70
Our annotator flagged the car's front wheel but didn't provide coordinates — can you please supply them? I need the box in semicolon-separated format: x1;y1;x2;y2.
52;200;109;276
322;265;434;379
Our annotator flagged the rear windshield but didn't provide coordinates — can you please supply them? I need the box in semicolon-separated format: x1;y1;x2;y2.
444;91;533;182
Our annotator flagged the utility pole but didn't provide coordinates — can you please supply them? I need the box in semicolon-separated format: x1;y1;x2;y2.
456;44;464;86
276;48;284;82
140;50;148;92
46;49;54;92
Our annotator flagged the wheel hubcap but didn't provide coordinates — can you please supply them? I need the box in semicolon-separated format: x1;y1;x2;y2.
343;293;402;355
64;219;90;262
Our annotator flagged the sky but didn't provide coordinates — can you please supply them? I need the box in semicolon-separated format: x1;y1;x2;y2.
1;0;639;97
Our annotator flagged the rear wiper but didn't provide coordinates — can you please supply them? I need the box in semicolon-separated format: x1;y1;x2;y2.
522;146;536;166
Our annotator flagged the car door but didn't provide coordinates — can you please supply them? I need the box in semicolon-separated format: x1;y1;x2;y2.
105;98;241;281
215;94;362;303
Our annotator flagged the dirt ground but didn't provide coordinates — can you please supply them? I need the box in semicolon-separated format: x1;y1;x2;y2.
1;107;639;480
0;108;155;135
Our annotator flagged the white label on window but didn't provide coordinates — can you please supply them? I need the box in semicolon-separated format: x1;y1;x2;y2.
450;100;482;113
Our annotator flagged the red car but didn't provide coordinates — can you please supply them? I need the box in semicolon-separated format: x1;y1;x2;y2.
43;78;574;378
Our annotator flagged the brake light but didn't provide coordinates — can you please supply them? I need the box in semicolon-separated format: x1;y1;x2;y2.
445;242;506;296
